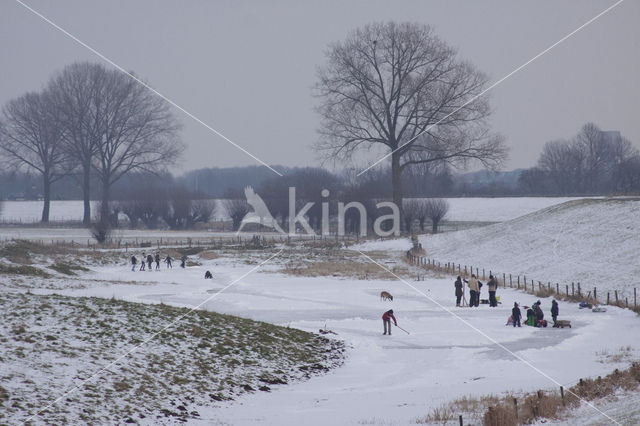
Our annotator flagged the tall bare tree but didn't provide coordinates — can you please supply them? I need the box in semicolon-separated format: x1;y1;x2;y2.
315;22;507;211
49;63;104;225
49;62;183;225
0;90;70;222
90;68;182;220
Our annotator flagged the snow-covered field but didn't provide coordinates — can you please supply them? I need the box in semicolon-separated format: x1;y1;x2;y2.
2;196;639;424
13;248;639;425
357;198;640;301
0;197;591;224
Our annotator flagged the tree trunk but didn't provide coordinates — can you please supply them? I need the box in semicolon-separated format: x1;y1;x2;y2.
101;179;111;222
41;173;51;223
82;163;91;226
432;220;438;234
391;152;404;230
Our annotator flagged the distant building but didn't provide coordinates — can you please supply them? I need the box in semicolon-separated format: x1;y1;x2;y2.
600;130;621;143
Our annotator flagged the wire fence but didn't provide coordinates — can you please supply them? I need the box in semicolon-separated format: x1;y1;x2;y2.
406;251;639;313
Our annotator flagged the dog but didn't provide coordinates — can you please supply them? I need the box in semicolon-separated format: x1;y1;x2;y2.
553;320;571;328
380;291;393;301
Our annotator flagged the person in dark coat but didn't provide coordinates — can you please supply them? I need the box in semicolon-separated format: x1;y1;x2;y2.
180;255;187;268
512;302;522;327
164;255;173;268
146;254;153;271
533;301;544;321
131;255;137;272
382;309;397;335
455;276;464;307
487;275;498;307
204;270;212;279
551;300;559;324
155;253;161;270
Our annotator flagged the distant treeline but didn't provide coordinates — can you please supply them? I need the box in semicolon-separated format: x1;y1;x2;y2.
1;160;638;203
2;123;639;201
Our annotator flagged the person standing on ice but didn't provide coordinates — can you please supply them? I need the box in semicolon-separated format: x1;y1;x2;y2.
466;275;480;307
131;255;137;272
140;252;146;271
512;302;522;327
454;276;464;307
155;253;161;270
164;254;173;268
551;300;559;324
487;275;498;307
146;254;153;271
382;309;397;335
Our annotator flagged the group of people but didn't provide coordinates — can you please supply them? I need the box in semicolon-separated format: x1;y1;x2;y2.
452;274;562;329
454;274;499;307
510;299;559;327
130;253;188;271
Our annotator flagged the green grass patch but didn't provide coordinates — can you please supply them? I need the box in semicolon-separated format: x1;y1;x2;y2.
49;262;90;276
0;263;51;278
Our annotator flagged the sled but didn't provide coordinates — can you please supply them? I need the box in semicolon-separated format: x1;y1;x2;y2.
592;306;607;312
553;320;571;328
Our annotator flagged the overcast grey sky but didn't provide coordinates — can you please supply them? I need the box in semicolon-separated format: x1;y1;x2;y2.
1;0;638;174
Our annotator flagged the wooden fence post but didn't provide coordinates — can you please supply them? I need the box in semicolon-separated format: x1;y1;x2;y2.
578;282;581;296
607;292;610;304
615;290;619;303
635;288;637;308
572;282;575;296
458;414;463;426
556;283;559;294
566;285;569;296
560;386;565;405
594;287;597;300
513;397;518;418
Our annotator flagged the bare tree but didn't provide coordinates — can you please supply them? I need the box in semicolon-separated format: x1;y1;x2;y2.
315;22;507;212
538;139;585;195
423;198;449;233
49;62;183;225
402;199;421;233
49;63;103;225
613;155;640;193
0;90;70;222
224;199;250;231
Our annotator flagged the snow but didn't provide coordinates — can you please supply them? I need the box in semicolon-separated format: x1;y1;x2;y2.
20;247;640;425
356;198;640;301
0;197;591;224
415;198;640;300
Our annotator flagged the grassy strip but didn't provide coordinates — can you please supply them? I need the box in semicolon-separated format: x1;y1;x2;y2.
413;362;640;425
0;292;345;424
0;263;51;278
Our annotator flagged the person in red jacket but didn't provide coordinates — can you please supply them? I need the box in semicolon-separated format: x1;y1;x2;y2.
382;309;397;335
